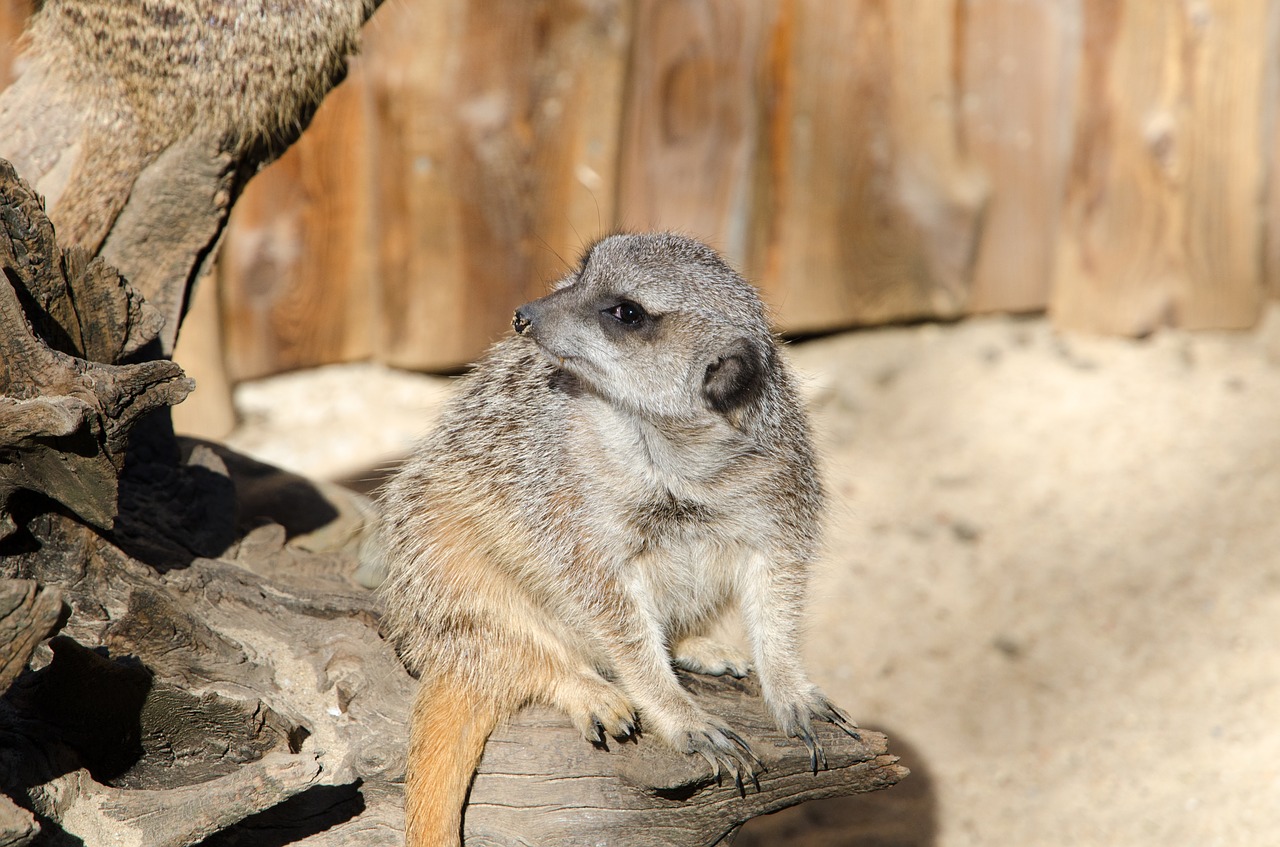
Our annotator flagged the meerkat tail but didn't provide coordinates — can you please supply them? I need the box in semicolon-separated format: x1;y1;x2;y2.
404;677;506;847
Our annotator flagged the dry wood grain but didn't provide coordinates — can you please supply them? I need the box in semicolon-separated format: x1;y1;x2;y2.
749;0;986;333
469;679;904;846
171;264;237;440
2;501;902;846
958;0;1080;315
190;1;1280;378
0;580;62;694
616;0;771;268
0;160;193;532
1052;0;1270;335
1261;0;1280;301
366;0;632;372
218;63;376;382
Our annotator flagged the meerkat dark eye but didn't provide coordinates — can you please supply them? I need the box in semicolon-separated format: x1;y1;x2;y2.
605;301;646;326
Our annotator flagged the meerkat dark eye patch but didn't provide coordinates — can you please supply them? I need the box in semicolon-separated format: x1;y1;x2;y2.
703;337;768;414
603;300;646;326
597;297;660;340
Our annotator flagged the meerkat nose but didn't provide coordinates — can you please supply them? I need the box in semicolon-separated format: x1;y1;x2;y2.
512;309;532;335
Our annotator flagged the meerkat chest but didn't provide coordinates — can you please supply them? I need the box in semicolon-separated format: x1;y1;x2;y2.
575;403;774;621
620;493;756;628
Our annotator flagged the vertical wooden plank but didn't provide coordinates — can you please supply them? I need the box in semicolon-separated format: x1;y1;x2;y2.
171;265;237;440
959;0;1081;314
1052;0;1269;334
750;0;987;334
218;63;374;381
1180;0;1270;327
367;0;632;372
0;1;33;88
1260;0;1280;300
615;0;772;268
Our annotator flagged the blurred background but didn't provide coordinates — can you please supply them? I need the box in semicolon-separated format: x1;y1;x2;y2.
9;0;1280;401
4;2;1280;846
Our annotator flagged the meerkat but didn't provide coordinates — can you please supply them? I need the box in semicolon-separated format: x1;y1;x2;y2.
378;232;858;846
18;0;372;249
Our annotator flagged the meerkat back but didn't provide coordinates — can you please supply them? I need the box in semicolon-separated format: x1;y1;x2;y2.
378;232;857;847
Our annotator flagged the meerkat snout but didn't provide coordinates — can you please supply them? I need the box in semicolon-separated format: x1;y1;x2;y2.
510;291;566;342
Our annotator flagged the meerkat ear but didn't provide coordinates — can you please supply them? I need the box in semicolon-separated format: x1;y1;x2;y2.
703;337;769;414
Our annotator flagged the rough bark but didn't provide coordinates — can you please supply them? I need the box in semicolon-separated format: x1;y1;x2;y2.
470;687;903;847
0;581;63;694
0;160;193;536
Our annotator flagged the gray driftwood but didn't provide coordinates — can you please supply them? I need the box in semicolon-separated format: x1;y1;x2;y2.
3;505;903;847
0;4;905;845
0;159;194;536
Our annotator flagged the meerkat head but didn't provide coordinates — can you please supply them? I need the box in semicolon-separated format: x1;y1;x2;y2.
512;233;777;422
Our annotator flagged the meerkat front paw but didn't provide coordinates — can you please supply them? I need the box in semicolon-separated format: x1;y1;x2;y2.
671;716;763;793
671;635;752;678
553;672;638;746
771;689;861;774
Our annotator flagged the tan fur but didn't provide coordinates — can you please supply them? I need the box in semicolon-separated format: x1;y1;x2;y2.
22;0;372;248
30;0;369;148
378;234;859;846
406;679;502;846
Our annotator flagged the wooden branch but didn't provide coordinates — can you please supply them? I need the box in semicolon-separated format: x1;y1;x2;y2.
29;754;323;847
0;159;193;533
471;679;905;847
1;504;903;846
0;580;63;693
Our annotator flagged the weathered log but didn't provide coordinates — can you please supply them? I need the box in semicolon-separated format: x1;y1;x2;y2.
1;505;409;846
0;159;193;536
29;754;324;847
0;580;60;847
0;502;903;846
470;685;903;847
0;580;63;694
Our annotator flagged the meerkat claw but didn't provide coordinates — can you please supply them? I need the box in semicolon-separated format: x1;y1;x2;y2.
814;697;862;741
720;728;757;760
797;728;827;774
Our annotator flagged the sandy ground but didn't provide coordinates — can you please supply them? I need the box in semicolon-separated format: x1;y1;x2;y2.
214;307;1280;847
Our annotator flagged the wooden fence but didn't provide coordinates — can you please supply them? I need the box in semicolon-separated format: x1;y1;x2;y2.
5;1;1280;382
